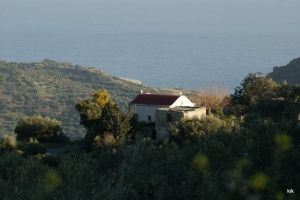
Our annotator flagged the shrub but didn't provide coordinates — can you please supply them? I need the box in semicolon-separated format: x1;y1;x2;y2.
42;155;60;168
48;132;70;143
0;134;17;151
15;115;69;143
93;132;117;149
170;115;224;145
0;151;48;199
25;143;47;156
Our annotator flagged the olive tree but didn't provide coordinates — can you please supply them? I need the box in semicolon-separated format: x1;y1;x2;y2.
14;115;68;143
230;72;278;117
75;90;135;150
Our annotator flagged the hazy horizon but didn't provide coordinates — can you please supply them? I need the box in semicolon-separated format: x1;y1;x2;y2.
1;0;300;91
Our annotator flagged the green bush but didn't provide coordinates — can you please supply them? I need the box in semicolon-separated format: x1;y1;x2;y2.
0;151;48;199
15;115;69;143
0;134;17;151
42;155;60;168
170;115;224;145
17;141;29;151
48;132;70;143
25;143;47;156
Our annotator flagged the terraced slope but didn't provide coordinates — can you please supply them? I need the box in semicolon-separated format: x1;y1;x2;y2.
0;59;191;139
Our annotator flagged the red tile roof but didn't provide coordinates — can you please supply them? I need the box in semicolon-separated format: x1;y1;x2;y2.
130;94;180;106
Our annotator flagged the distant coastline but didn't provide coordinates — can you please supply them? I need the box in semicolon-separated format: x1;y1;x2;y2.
268;57;300;85
119;77;141;85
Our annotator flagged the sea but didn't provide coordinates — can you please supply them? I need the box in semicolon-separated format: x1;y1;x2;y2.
1;0;300;94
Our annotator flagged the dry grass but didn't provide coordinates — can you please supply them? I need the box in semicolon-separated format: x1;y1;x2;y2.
190;83;229;108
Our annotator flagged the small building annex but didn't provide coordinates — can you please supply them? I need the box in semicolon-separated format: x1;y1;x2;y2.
129;93;195;122
155;106;206;141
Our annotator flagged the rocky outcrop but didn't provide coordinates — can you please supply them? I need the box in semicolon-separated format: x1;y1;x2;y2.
268;57;300;84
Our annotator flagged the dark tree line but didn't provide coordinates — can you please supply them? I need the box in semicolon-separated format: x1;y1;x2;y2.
0;72;299;199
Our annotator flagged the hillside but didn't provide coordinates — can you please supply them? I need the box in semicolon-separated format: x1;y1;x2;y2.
0;59;191;139
268;57;300;84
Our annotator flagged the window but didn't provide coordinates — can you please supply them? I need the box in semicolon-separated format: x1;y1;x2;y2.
166;114;172;122
148;115;151;122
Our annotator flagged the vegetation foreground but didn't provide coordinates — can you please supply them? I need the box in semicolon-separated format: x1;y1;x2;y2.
1;59;300;199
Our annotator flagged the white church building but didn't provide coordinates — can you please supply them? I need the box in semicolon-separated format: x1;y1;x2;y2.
129;93;195;122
